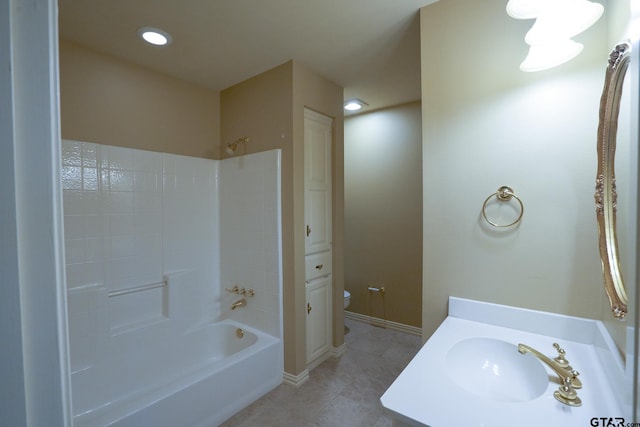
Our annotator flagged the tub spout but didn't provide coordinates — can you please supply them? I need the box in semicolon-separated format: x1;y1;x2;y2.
231;298;247;310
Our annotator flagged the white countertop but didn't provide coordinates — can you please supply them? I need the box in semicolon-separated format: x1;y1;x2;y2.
380;298;626;427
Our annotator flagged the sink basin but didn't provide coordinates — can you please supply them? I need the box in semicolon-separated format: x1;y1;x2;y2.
445;337;549;402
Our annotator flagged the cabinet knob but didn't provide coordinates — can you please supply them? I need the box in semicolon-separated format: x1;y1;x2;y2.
315;264;323;270
307;302;312;314
306;225;311;237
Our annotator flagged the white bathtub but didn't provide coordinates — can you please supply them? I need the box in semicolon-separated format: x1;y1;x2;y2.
73;320;282;427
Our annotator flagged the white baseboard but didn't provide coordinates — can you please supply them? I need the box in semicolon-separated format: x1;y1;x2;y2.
344;311;421;336
330;343;346;358
282;369;309;388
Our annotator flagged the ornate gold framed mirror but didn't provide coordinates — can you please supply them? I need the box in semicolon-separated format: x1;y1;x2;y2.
595;42;631;320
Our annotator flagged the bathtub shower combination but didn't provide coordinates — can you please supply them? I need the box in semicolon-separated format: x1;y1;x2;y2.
62;140;283;426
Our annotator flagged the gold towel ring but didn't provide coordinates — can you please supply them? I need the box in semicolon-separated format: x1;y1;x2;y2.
481;186;524;228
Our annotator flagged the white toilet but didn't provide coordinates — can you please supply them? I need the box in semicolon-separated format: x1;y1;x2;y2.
343;290;351;309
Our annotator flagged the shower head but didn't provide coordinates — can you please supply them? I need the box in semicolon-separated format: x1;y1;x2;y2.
226;137;249;155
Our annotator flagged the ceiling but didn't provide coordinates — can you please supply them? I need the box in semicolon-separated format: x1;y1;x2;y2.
58;0;439;115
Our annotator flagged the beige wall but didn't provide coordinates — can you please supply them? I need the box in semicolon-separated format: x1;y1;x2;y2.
221;60;344;376
59;40;220;158
344;102;422;327
421;0;608;340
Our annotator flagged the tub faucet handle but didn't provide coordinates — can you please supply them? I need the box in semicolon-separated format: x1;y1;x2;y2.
225;285;240;294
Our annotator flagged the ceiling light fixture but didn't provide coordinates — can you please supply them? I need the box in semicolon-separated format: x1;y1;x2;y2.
344;99;368;112
519;39;584;72
507;0;551;19
506;0;604;72
524;1;604;45
138;27;172;46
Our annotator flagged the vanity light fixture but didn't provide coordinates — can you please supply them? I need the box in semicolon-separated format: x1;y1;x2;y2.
344;99;368;112
138;27;172;46
507;0;604;72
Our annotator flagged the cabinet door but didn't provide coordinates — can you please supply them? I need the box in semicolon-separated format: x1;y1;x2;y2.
306;276;332;364
306;188;330;253
304;109;332;255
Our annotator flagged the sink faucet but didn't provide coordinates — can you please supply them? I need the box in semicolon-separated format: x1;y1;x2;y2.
231;298;247;310
518;343;582;407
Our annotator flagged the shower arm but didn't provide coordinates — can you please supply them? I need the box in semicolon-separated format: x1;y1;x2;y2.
226;136;249;155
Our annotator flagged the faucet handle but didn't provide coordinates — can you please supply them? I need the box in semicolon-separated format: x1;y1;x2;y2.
552;343;570;368
554;376;582;407
568;369;582;389
225;285;240;294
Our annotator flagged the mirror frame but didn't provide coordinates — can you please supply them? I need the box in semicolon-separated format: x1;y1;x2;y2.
595;42;631;320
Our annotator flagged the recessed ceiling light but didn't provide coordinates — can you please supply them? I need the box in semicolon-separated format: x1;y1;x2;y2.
344;99;368;111
138;27;172;46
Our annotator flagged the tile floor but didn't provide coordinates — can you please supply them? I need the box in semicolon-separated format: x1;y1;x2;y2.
220;318;422;427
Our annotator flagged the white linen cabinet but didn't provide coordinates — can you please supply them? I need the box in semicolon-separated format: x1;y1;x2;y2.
304;108;333;367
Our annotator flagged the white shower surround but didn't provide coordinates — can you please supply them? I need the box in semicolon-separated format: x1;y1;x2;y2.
62;140;283;426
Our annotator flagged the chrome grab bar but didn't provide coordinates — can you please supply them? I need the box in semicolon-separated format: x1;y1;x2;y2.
107;280;166;297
